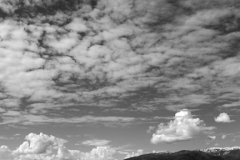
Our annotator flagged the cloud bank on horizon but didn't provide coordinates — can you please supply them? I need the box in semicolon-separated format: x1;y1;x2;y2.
0;132;117;160
0;132;145;160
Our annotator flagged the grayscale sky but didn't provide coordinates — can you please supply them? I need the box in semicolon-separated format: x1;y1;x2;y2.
0;0;240;160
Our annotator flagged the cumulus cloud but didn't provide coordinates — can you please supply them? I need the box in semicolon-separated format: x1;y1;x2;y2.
123;149;144;159
0;132;120;160
14;133;67;155
151;109;216;143
214;113;235;123
83;146;116;160
0;146;13;160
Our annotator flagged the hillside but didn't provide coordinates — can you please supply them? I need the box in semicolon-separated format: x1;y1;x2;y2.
125;147;240;160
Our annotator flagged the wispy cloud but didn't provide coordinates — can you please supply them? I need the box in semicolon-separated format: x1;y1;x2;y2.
82;139;111;146
0;114;137;127
208;135;216;141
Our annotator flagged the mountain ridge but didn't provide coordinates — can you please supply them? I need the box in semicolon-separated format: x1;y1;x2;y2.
125;146;240;160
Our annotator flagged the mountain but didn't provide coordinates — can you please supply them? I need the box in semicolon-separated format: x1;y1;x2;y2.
125;147;240;160
201;146;240;154
201;147;240;160
125;150;225;160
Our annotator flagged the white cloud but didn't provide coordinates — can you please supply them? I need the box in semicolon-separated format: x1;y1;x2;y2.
0;114;137;127
0;136;9;140
2;111;21;116
56;145;83;160
124;149;143;159
222;101;240;108
208;135;216;141
222;135;226;139
0;132;118;160
214;143;220;146
0;145;13;160
46;32;79;53
56;145;117;160
82;139;111;146
83;146;116;160
214;113;235;123
65;18;89;32
151;109;216;143
13;133;67;155
147;126;156;134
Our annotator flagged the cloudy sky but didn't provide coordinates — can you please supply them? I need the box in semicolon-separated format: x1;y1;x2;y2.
0;0;240;159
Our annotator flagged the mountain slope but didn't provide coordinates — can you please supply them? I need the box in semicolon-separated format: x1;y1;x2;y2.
125;150;225;160
125;147;240;160
223;150;240;160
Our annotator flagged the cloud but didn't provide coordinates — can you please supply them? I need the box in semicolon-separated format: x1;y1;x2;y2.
0;0;239;151
214;113;235;123
55;145;117;160
0;132;120;160
208;135;216;141
222;135;226;139
119;149;143;159
0;136;9;140
147;126;156;134
0;1;239;158
151;109;216;143
83;146;116;160
0;146;13;160
0;114;137;127
56;145;83;160
123;149;144;159
13;133;67;155
82;139;111;146
0;132;154;160
2;111;21;116
222;101;240;108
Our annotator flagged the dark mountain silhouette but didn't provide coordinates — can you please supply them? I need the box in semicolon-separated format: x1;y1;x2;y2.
222;150;240;160
125;147;240;160
201;147;240;160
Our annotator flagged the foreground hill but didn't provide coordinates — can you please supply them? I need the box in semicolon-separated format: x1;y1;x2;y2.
125;147;240;160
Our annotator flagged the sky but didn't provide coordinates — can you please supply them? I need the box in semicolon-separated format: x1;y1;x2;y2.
0;0;240;159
